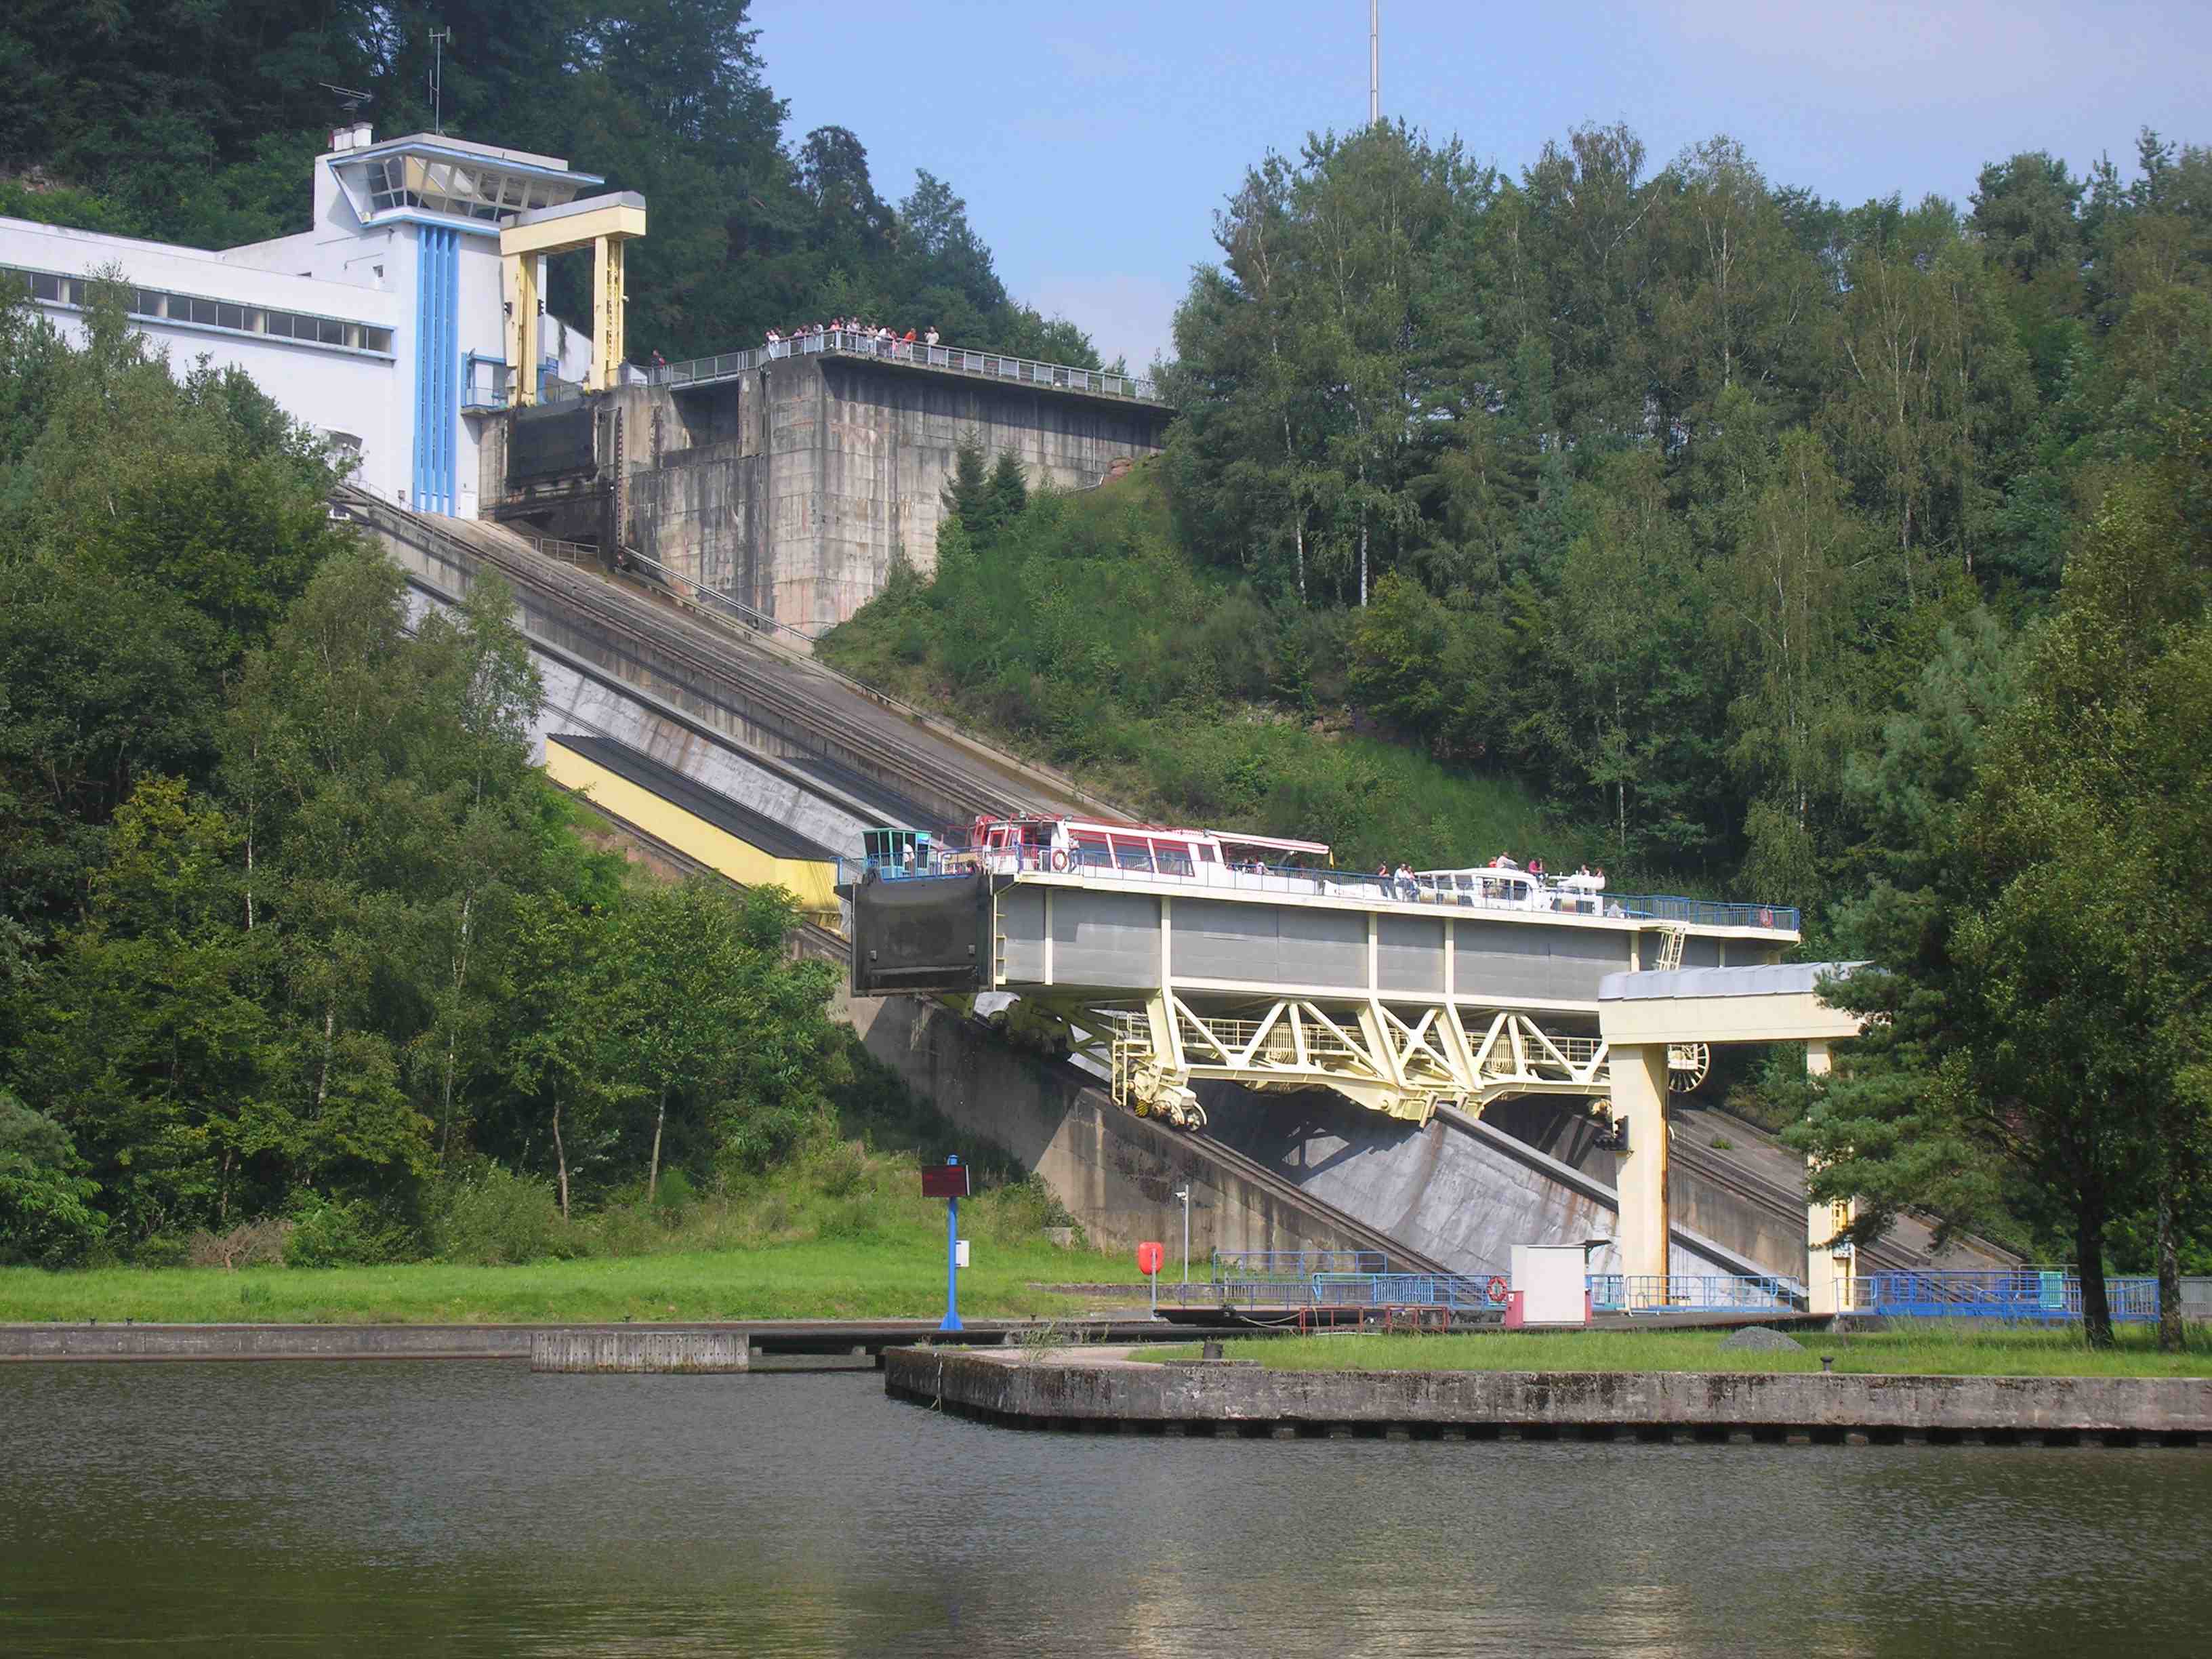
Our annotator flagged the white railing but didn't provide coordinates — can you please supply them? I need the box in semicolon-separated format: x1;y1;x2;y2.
649;329;1161;404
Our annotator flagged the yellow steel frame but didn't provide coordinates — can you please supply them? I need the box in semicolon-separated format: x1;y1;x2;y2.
498;194;647;403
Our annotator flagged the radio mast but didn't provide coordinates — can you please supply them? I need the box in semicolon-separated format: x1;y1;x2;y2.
1369;1;1380;125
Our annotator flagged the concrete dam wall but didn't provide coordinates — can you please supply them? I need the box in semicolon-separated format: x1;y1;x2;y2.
480;353;1175;635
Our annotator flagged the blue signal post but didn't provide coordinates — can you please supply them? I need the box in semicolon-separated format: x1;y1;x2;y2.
941;1156;963;1332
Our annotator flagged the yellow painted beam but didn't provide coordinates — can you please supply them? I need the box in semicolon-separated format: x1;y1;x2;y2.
504;251;538;408
1611;1042;1671;1284
545;741;838;924
1599;991;1864;1048
590;233;625;394
498;199;647;260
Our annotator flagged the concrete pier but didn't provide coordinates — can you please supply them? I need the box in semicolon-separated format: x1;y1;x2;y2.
885;1347;2212;1446
531;1330;750;1372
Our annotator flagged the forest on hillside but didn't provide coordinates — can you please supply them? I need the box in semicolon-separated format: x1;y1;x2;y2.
0;1;1097;366
0;289;857;1269
823;119;2212;1336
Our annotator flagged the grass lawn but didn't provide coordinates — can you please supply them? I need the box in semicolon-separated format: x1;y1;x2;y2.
0;1234;1149;1326
1151;1324;2212;1379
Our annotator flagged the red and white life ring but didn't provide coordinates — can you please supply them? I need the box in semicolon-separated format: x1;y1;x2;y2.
1051;848;1070;873
1486;1275;1510;1306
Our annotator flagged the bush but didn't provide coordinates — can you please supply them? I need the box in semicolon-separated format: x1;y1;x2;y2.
427;1165;575;1266
0;1091;110;1267
282;1193;413;1268
188;1218;291;1269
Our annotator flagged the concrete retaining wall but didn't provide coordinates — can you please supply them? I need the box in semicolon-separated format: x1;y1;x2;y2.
530;1330;750;1372
1;1324;535;1361
842;991;1383;1261
615;357;1174;632
886;1348;2212;1443
1200;1088;1757;1281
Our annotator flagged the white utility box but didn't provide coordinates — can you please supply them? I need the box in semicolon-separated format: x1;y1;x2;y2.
1512;1244;1590;1326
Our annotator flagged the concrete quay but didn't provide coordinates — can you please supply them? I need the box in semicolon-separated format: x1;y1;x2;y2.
884;1347;2212;1447
0;1317;1239;1366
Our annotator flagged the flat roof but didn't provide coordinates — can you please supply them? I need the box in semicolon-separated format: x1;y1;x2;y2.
550;733;842;865
1599;962;1865;1001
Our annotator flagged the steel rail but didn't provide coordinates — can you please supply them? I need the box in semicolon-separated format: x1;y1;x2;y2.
340;485;1048;823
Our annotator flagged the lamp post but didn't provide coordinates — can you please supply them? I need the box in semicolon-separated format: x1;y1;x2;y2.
1173;1187;1191;1284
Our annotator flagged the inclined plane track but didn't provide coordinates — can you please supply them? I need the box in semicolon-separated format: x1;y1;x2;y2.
340;483;1097;829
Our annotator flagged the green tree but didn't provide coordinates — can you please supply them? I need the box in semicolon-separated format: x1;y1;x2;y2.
0;1088;106;1266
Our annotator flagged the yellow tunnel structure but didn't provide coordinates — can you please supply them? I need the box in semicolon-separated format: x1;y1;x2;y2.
544;733;842;928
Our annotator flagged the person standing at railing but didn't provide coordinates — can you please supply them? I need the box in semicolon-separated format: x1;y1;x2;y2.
926;326;940;346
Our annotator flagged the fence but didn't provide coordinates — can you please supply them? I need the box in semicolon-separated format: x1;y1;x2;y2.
1212;1250;1391;1277
1586;1274;1799;1313
855;840;1799;933
1843;1270;2160;1323
651;328;1162;404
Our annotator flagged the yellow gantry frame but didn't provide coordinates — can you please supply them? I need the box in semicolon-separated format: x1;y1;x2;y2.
499;193;647;403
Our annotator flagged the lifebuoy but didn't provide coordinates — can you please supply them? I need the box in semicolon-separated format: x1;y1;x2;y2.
1486;1275;1510;1306
1758;907;1775;928
1051;848;1069;872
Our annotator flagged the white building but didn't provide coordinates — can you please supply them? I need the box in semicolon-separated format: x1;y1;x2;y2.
0;125;611;514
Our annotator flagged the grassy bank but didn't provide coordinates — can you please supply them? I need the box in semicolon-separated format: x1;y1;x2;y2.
1154;1325;2212;1379
0;1106;1150;1324
0;1235;1145;1326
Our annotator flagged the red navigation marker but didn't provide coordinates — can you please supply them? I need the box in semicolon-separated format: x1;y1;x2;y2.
1136;1241;1165;1277
921;1164;971;1200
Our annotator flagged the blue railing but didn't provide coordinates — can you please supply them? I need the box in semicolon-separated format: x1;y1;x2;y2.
1587;1274;1800;1313
1311;1273;1508;1310
1213;1250;1391;1277
1846;1270;2160;1323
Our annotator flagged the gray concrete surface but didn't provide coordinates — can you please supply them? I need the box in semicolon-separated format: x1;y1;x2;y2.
840;990;1410;1265
887;1347;2212;1440
531;1331;750;1372
601;355;1175;632
1199;1087;1755;1282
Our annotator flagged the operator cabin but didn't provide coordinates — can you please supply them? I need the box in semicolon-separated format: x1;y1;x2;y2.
0;123;642;515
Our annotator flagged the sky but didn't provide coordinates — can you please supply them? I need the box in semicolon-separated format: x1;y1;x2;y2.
747;0;2212;371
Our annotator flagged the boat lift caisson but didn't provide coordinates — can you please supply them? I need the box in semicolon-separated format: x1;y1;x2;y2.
844;815;1799;1132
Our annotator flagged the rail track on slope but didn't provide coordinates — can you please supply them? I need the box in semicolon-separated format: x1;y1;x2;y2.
340;484;1100;830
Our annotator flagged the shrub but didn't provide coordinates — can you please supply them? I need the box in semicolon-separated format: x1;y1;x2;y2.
188;1218;291;1269
0;1092;110;1267
427;1165;574;1266
283;1193;409;1268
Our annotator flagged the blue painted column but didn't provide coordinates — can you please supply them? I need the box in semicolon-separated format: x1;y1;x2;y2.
941;1155;963;1332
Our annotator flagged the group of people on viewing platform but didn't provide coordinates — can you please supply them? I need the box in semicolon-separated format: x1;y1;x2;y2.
762;318;940;352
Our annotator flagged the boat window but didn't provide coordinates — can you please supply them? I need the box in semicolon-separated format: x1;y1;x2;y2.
1156;844;1195;876
1073;836;1111;869
1113;838;1153;872
1195;844;1216;864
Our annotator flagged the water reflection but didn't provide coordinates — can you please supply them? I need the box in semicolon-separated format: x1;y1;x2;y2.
2;1362;2206;1656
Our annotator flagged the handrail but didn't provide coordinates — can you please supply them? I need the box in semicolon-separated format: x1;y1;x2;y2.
850;844;1800;933
648;328;1163;405
1844;1269;2160;1322
618;544;821;644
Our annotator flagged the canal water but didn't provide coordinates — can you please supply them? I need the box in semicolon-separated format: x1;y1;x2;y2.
3;1361;2207;1656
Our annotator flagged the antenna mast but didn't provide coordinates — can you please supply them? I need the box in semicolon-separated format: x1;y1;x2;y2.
1370;1;1380;125
429;28;453;134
